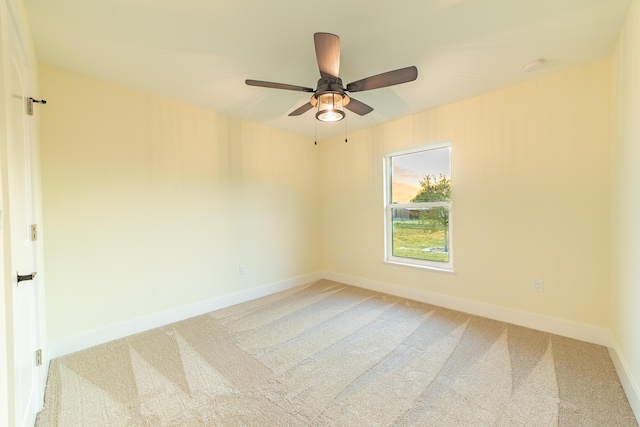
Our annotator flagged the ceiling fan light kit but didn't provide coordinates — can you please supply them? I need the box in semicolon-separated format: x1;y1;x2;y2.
314;92;349;122
246;32;418;123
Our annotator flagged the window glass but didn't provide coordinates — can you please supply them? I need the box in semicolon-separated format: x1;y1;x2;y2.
391;206;450;263
391;148;450;203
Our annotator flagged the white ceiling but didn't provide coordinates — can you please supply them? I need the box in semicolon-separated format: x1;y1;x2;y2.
24;0;632;140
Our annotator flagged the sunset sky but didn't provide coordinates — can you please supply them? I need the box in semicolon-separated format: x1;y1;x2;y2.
391;147;450;203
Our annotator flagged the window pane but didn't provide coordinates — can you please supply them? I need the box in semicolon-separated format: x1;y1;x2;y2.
391;147;451;203
392;207;449;262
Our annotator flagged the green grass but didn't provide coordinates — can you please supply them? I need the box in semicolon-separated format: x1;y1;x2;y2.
392;220;449;262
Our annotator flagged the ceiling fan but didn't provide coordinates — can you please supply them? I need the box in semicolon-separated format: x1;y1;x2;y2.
245;32;418;122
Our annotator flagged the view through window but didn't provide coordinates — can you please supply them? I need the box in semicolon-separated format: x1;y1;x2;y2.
385;143;452;270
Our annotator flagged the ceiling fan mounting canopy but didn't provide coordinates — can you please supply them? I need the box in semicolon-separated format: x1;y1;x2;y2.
245;32;418;122
314;77;347;98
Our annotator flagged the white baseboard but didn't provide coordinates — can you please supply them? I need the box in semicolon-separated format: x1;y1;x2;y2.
49;269;610;356
323;271;610;346
49;272;322;359
609;336;640;422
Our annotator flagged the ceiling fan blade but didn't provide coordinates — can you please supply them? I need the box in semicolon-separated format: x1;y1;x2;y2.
288;102;314;116
345;97;374;116
245;79;314;93
346;66;418;93
314;32;340;80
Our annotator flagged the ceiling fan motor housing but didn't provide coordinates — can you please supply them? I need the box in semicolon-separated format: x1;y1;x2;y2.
311;77;350;106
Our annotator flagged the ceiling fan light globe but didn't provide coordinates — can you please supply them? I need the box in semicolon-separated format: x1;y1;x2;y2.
315;92;346;122
316;109;345;122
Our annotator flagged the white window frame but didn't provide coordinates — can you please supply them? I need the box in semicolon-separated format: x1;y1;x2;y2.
383;142;454;273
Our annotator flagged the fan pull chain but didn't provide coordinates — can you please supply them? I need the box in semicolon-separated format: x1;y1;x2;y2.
344;117;348;143
314;119;317;145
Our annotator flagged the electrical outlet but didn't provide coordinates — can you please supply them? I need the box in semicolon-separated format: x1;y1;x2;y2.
531;279;544;293
239;265;246;275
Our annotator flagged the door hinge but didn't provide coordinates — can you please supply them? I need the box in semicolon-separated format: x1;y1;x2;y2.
30;224;37;241
35;349;42;367
26;97;47;116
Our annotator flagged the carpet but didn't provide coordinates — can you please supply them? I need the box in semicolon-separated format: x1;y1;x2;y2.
36;280;638;426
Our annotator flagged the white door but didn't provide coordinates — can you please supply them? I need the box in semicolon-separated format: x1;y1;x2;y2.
1;2;45;426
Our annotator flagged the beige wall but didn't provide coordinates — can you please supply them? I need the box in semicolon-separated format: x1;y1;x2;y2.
41;59;616;344
39;65;322;342
321;59;611;328
611;0;640;412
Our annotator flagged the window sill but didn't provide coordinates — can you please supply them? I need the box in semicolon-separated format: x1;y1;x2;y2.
384;260;456;274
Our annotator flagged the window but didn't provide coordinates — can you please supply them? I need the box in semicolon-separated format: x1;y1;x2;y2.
384;142;452;271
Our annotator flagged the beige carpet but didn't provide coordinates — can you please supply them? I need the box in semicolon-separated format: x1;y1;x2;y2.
36;280;638;426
